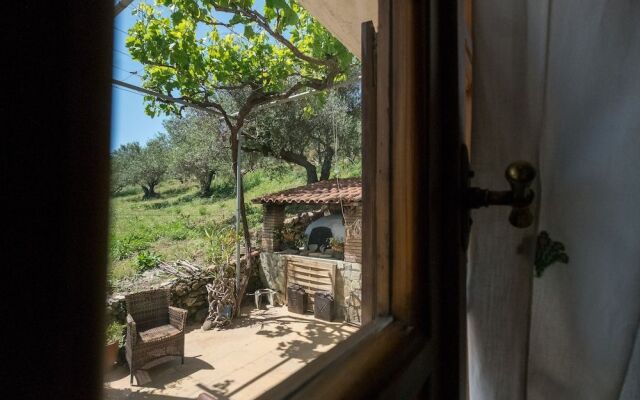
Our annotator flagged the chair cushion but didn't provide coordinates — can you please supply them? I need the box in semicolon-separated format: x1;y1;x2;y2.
138;324;181;343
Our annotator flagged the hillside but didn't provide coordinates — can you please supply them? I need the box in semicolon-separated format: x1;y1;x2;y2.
108;162;360;291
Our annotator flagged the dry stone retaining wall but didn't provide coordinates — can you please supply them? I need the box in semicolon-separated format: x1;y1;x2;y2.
107;257;260;325
107;275;211;324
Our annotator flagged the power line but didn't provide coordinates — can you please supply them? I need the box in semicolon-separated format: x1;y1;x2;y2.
121;72;141;83
114;26;129;35
112;64;142;82
113;85;147;98
112;64;133;74
113;78;222;115
114;48;132;57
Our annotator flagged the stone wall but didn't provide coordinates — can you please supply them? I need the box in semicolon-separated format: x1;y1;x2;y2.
334;261;362;324
107;256;261;325
258;253;362;324
258;252;287;305
106;275;211;325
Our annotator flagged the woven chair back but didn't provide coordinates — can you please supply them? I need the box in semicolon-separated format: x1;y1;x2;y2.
125;288;170;331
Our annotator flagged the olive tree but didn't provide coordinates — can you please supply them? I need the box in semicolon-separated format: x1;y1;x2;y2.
111;136;170;199
242;83;361;183
111;143;138;195
165;112;231;196
126;0;354;307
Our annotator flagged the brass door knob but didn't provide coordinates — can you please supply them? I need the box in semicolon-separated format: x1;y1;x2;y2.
467;161;537;228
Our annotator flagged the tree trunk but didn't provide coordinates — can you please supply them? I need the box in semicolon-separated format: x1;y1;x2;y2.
304;164;319;184
319;147;334;181
199;170;215;197
280;150;319;184
242;145;320;184
230;127;253;317
141;184;158;200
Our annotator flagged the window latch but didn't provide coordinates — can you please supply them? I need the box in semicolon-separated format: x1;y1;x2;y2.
461;145;537;249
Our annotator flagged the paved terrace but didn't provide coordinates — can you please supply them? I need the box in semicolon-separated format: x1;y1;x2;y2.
104;306;357;400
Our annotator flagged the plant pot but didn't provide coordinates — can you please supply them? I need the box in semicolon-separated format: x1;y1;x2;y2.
104;341;119;370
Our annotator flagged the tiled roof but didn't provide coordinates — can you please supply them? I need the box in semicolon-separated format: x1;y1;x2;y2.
252;178;362;205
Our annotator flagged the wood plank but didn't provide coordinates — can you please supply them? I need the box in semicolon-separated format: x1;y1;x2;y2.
286;275;333;285
375;0;391;319
288;269;334;280
286;258;338;269
286;279;333;292
287;273;334;285
285;259;336;309
288;264;335;274
288;268;332;275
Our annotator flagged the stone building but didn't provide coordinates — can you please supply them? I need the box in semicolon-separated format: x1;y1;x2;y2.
252;178;363;324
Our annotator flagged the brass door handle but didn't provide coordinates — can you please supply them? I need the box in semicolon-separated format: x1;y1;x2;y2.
467;161;537;228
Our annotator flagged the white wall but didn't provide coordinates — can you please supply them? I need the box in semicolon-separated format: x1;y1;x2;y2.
298;0;377;59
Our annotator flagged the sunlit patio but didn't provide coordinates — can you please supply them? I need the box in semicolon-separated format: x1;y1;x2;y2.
104;306;357;400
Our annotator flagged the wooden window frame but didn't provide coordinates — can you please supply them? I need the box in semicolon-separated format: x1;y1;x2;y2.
9;0;465;398
258;0;467;398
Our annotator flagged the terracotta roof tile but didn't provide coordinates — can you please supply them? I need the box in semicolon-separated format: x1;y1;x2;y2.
252;178;361;205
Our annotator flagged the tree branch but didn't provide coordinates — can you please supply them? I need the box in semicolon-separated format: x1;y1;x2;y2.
213;5;338;69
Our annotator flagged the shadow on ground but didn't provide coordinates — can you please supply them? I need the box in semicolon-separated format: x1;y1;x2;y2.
104;387;196;400
105;356;214;389
105;306;357;399
196;308;354;398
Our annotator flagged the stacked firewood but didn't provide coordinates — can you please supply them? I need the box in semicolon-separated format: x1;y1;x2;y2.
158;260;236;329
158;260;209;279
201;274;236;330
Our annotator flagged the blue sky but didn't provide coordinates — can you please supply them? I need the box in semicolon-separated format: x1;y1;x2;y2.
110;0;265;151
111;1;164;150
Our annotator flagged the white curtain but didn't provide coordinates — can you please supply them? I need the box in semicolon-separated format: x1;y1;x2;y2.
468;1;640;399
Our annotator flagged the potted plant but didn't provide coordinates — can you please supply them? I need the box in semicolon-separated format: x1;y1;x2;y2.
105;321;124;370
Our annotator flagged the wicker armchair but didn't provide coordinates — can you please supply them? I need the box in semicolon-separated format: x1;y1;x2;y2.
125;288;187;384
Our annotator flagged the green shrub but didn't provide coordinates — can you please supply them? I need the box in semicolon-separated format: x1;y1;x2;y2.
204;224;237;266
105;321;125;346
136;250;163;272
198;206;208;216
333;159;362;179
245;203;263;228
163;220;190;240
110;233;154;260
209;177;235;199
243;170;266;191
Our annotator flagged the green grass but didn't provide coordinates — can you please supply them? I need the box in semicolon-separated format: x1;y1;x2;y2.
108;161;362;288
108;166;307;285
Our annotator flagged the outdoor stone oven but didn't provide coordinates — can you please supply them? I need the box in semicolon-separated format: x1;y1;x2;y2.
253;178;363;324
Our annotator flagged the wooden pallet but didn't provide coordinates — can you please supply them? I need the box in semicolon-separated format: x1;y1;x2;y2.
285;257;337;312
